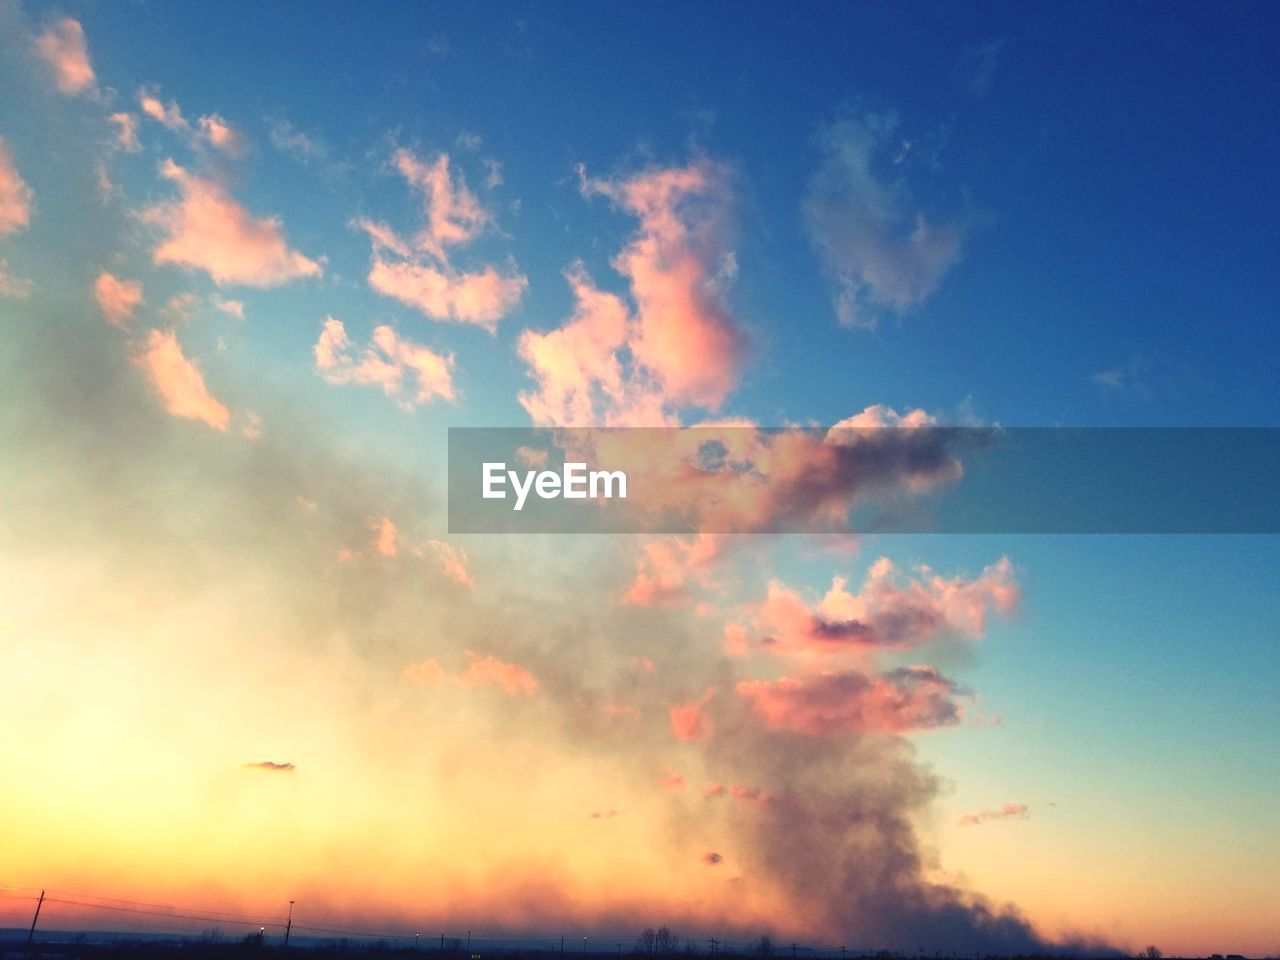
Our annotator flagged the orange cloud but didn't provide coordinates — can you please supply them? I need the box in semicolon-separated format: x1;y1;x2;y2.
314;317;455;408
404;653;538;696
94;271;144;328
133;328;230;431
144;159;321;286
0;139;34;238
958;803;1029;826
737;665;968;736
373;516;398;557
461;652;538;695
35;18;96;96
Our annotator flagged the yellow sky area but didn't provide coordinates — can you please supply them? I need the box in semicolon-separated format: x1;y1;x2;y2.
936;812;1279;957
0;558;792;941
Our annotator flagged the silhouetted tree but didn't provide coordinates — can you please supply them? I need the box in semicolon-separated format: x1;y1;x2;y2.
755;938;774;958
1143;948;1163;960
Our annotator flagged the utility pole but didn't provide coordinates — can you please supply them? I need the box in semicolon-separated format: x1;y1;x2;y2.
27;889;45;944
440;933;445;954
841;948;846;960
467;931;472;955
416;935;421;951
284;900;295;949
561;935;566;955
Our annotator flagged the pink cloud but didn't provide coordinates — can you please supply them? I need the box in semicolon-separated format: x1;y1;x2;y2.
133;328;230;431
518;162;744;427
582;161;743;410
314;317;455;408
143;159;321;286
753;556;1018;655
35;18;96;96
138;89;187;131
737;665;969;736
958;803;1029;827
94;271;144;328
659;771;686;790
357;151;526;328
366;257;526;329
670;688;716;742
428;539;474;589
460;652;538;695
196;114;246;157
0;139;34;238
622;534;724;607
392;149;488;259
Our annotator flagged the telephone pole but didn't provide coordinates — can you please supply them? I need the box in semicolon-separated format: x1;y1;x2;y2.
27;890;45;944
284;900;295;949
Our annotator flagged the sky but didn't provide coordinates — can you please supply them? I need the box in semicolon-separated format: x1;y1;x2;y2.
1;1;1279;956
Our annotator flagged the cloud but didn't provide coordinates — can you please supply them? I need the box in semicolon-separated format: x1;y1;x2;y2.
805;114;966;329
393;149;488;259
753;556;1019;655
268;119;348;179
94;271;144;328
622;534;725;607
143;160;321;286
579;160;744;411
517;262;670;427
462;652;538;694
138;89;187;131
737;665;969;736
0;139;34;238
196;114;247;157
959;802;1029;826
314;316;455;409
0;260;34;299
212;296;245;319
406;653;537;695
366;256;526;329
35;18;96;96
517;155;746;429
669;688;716;741
107;113;142;153
244;761;295;772
427;539;474;589
357;150;526;329
132;328;231;431
373;516;398;557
